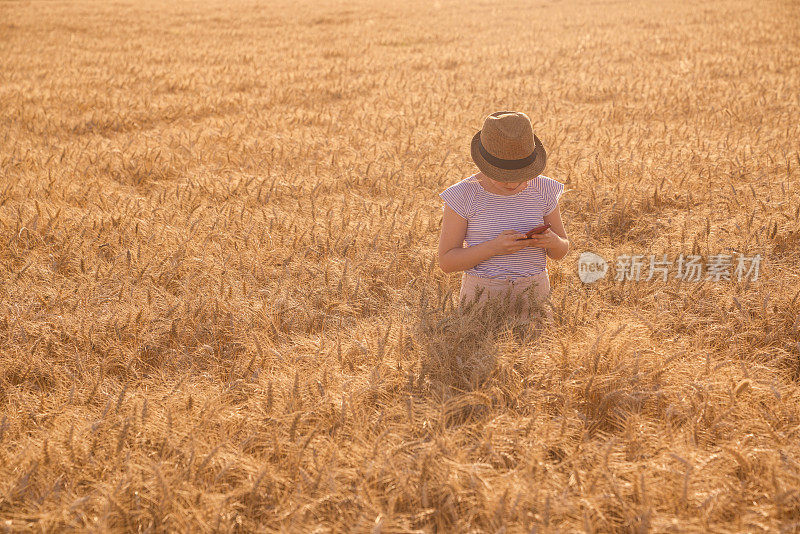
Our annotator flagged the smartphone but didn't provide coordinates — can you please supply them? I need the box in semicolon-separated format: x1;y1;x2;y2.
524;223;551;239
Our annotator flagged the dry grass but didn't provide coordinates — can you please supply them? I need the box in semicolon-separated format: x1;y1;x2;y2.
1;0;800;531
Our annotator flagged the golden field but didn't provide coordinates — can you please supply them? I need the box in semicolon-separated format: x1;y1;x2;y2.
1;0;799;531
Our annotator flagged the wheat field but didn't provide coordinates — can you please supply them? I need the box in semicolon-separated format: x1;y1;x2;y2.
1;0;799;531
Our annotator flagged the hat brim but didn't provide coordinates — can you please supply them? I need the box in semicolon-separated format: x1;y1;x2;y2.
470;131;547;182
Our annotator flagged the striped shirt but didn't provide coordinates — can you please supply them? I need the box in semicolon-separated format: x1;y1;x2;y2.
439;174;564;279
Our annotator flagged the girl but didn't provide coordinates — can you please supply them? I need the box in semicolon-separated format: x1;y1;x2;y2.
437;111;569;326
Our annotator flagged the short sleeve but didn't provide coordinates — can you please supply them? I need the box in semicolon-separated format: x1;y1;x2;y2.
543;178;564;216
438;181;470;219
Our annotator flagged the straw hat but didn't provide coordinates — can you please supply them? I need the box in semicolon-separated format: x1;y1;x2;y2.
470;111;547;182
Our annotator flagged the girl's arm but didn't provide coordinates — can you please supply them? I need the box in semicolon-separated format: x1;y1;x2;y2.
438;204;530;273
526;201;569;260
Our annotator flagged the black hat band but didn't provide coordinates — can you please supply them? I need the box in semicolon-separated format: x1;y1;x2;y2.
474;131;539;170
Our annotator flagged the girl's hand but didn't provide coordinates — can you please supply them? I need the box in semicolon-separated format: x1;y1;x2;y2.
490;230;530;256
524;228;561;250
